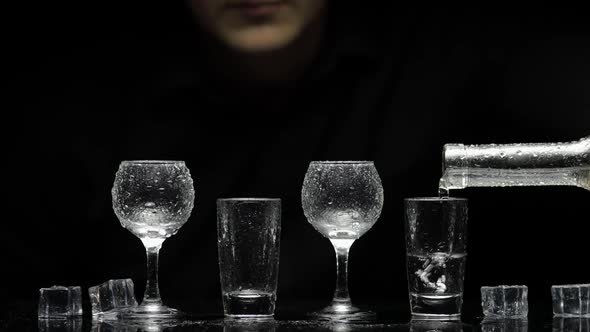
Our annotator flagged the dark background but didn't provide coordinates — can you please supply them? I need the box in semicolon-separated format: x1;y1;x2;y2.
5;1;589;326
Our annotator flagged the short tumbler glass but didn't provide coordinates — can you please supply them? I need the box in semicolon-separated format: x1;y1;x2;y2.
404;197;468;320
217;198;282;318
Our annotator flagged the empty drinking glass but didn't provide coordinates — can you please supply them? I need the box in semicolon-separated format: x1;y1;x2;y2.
301;161;384;318
217;198;282;318
111;160;195;319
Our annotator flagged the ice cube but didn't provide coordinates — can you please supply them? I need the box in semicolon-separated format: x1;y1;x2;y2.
480;318;528;332
38;286;82;318
552;284;590;317
552;317;590;332
481;285;528;318
38;318;82;332
88;279;137;316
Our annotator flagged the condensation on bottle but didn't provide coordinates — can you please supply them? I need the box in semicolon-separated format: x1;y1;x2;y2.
439;136;590;192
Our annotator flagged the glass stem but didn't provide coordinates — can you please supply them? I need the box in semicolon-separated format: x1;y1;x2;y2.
330;239;355;306
142;245;163;306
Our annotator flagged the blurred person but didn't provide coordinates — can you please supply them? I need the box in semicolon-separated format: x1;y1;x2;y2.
188;0;326;82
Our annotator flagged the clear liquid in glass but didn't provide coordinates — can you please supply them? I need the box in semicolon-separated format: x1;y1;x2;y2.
407;253;466;317
223;290;275;317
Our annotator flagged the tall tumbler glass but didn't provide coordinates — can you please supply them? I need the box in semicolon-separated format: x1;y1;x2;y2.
217;198;282;318
404;197;468;320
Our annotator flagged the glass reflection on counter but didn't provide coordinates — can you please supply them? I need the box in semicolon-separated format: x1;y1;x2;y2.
409;319;467;332
553;317;590;332
38;318;82;332
479;318;528;332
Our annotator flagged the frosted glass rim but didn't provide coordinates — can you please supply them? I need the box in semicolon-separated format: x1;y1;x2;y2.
217;198;281;202
405;197;468;202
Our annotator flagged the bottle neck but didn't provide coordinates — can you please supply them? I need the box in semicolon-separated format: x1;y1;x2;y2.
440;137;590;190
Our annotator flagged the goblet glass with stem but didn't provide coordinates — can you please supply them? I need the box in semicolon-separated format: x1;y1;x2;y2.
301;161;384;319
112;160;195;319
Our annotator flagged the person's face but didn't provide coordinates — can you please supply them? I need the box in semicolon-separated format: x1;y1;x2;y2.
189;0;326;53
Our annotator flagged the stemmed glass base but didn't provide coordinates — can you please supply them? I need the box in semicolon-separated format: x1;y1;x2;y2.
307;238;377;322
309;301;376;322
98;319;180;332
117;304;184;320
117;243;184;321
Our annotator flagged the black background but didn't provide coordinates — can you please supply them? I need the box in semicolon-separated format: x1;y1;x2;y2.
5;1;589;325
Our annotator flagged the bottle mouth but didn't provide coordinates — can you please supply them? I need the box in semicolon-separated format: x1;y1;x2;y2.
442;144;467;171
440;144;469;190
